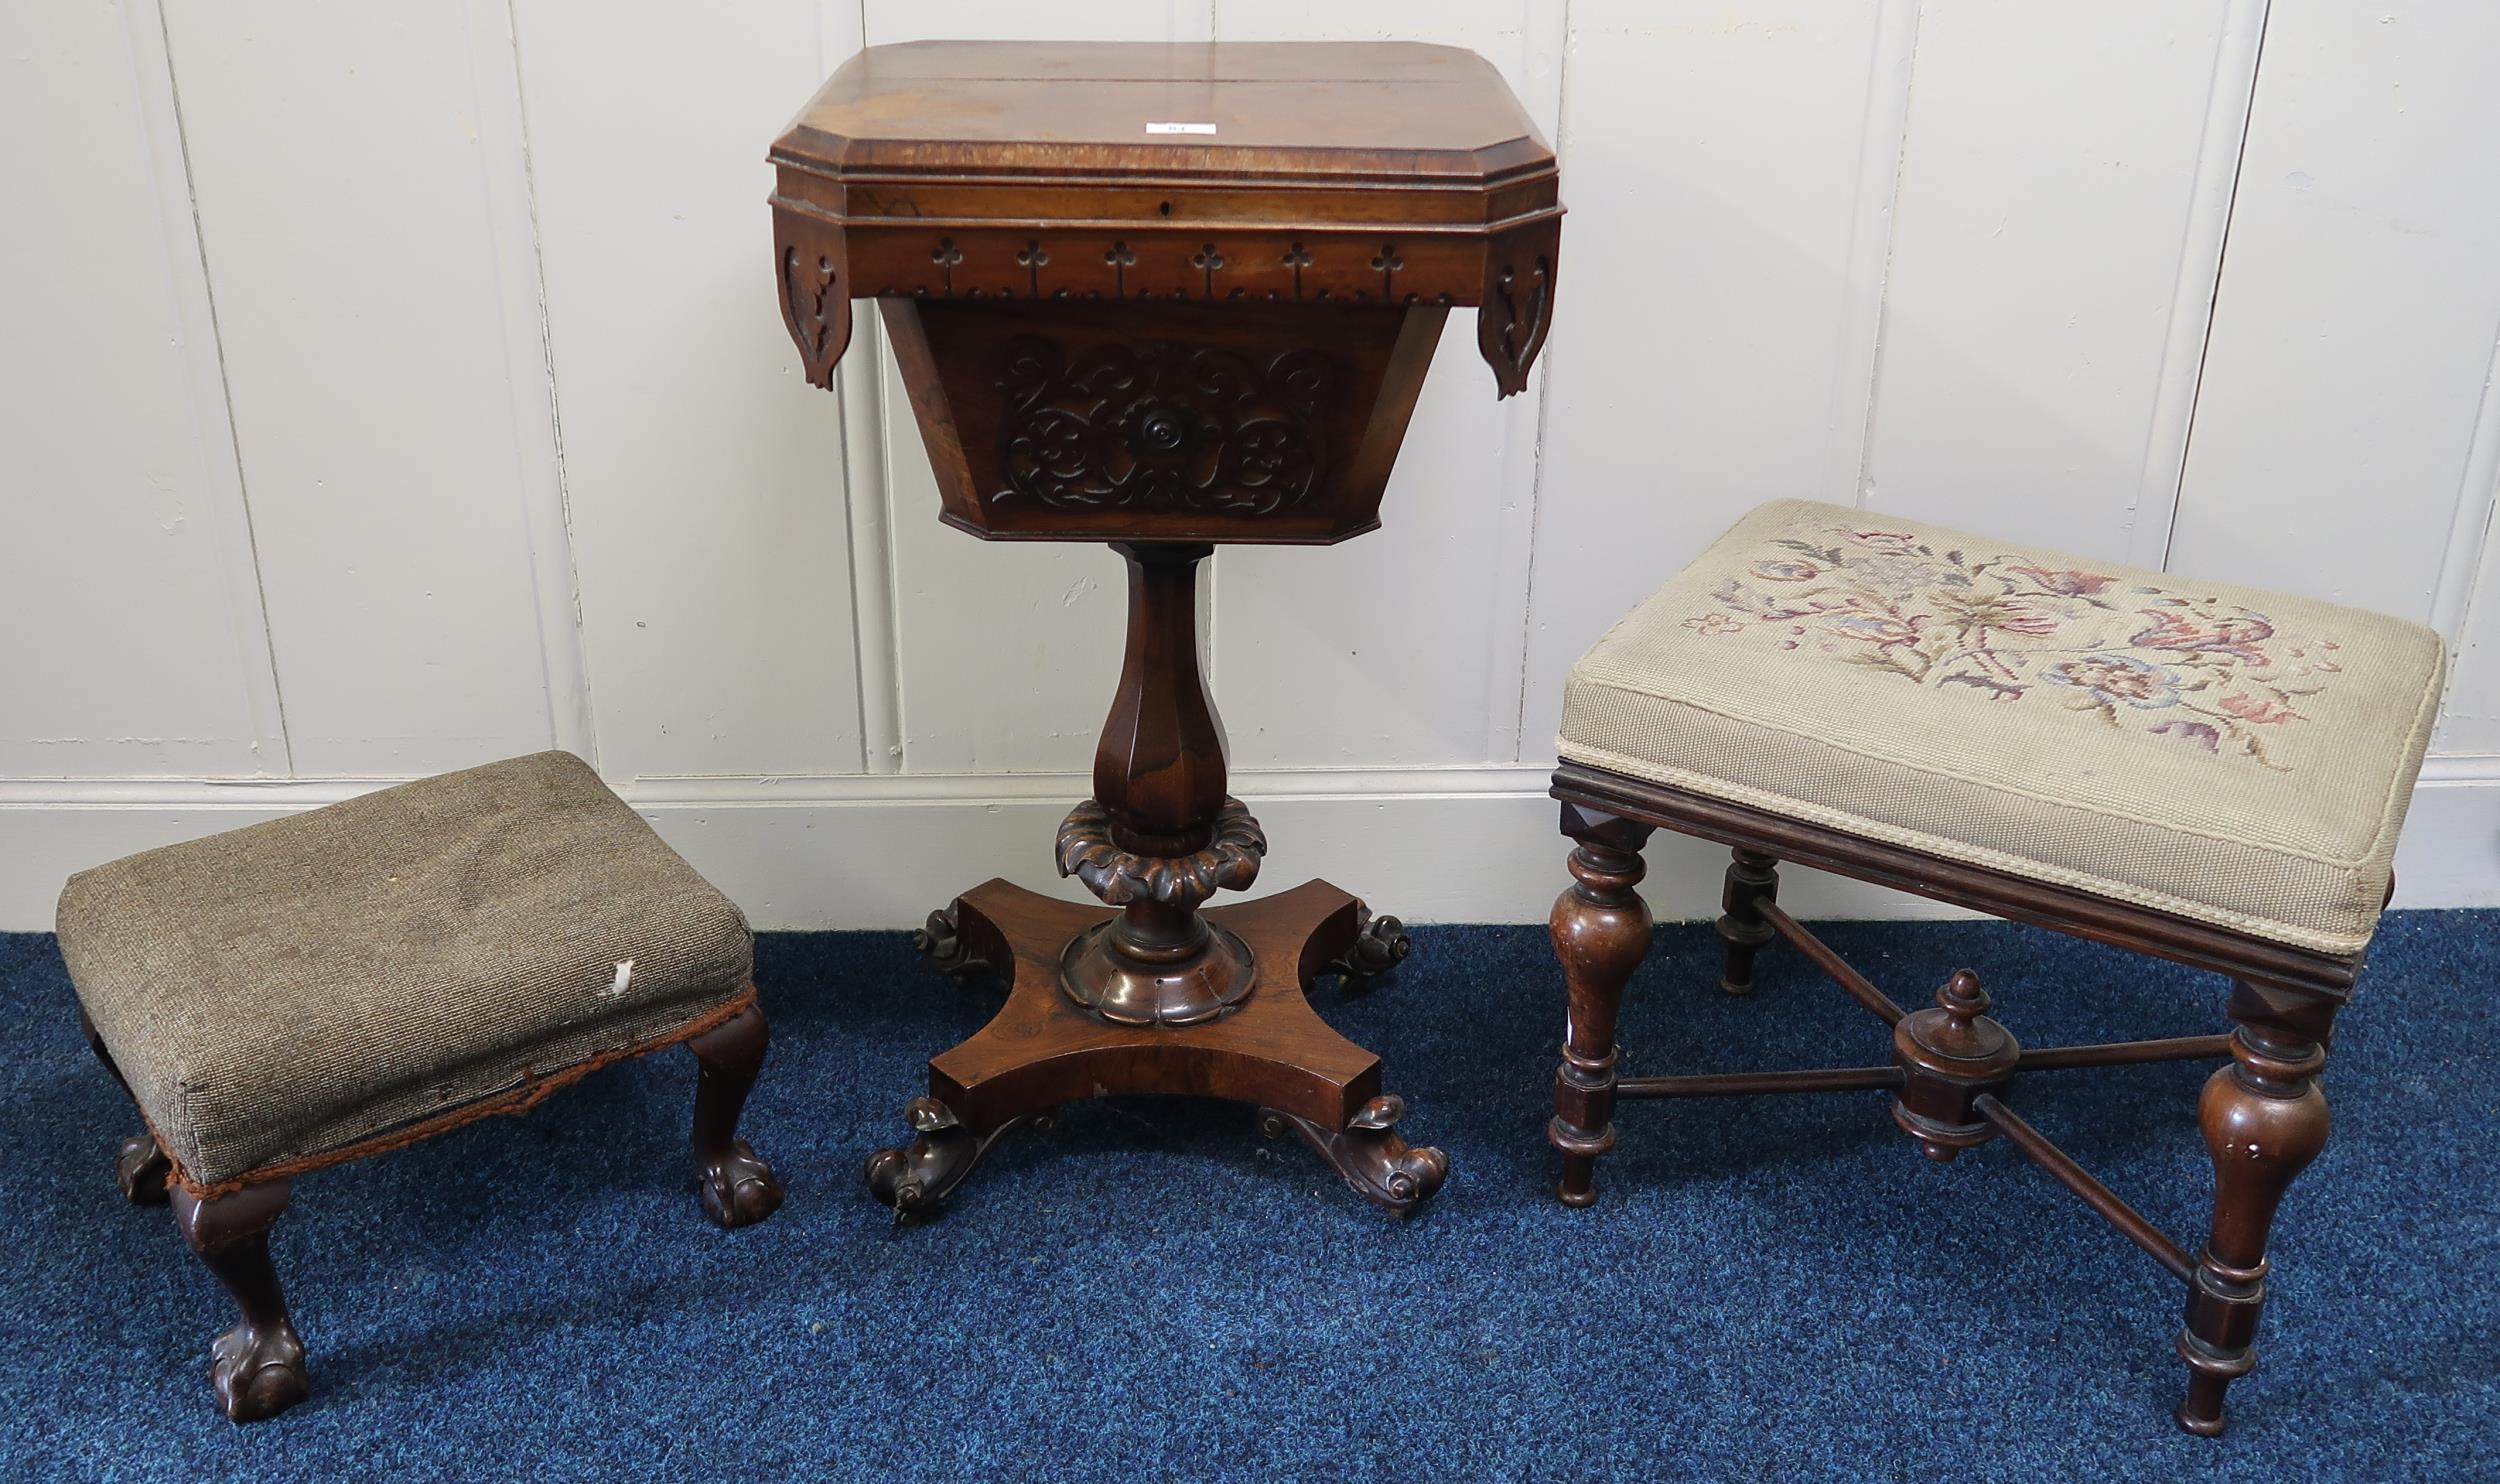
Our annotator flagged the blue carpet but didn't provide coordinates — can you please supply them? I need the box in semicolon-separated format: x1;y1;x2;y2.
2;911;2494;1480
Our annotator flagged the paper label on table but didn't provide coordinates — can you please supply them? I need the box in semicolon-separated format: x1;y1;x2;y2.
1146;121;1218;135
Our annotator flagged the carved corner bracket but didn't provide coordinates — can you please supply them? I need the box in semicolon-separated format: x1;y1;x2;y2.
1477;218;1561;399
1056;797;1267;911
774;211;852;387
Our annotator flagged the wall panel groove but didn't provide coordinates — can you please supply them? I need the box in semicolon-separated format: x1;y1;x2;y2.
1;0;285;780
510;0;864;783
1522;1;1906;755
2170;2;2500;618
2427;334;2500;753
128;0;293;773
1503;0;1579;761
1208;1;1555;772
2427;327;2500;646
2131;0;2270;571
164;0;567;774
1829;0;1924;512
9;8;2500;924
1861;0;2256;559
473;0;595;765
819;0;891;776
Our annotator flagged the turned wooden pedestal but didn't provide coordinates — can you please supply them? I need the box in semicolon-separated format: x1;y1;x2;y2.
770;40;1560;1215
872;879;1440;1213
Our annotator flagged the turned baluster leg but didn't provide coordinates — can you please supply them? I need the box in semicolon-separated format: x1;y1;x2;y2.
170;1180;308;1422
1054;541;1265;1027
687;1002;785;1230
1547;804;1654;1207
1715;848;1779;996
2175;982;2336;1436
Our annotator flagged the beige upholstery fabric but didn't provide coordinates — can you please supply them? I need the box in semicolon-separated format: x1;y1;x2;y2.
58;752;752;1186
1560;500;2445;955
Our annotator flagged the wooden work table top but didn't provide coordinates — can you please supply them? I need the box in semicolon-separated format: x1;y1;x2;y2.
766;40;1564;399
771;40;1554;192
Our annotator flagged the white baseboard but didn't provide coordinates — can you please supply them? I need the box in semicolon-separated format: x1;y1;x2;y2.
5;760;2495;931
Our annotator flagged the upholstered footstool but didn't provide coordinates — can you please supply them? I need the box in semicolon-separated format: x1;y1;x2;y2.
1543;500;2444;1434
59;751;784;1422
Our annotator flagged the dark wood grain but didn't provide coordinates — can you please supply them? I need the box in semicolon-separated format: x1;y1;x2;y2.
1713;848;1778;996
170;1181;308;1423
1545;801;1653;1208
865;880;1447;1215
1551;762;2363;998
86;995;784;1420
779;41;1537;1214
1056;540;1260;1025
2175;983;2337;1435
777;41;1549;177
1889;970;2019;1163
687;1003;785;1230
770;41;1560;398
885;298;1445;545
1545;759;2362;1434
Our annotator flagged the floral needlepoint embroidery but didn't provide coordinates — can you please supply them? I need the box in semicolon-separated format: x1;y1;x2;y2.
2043;654;2179;709
2130;603;2276;664
2005;562;2119;597
1692;520;2345;770
2219;693;2304;725
2150;720;2221;752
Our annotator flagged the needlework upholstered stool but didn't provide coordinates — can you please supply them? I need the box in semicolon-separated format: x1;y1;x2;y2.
1544;499;2444;1435
57;751;784;1422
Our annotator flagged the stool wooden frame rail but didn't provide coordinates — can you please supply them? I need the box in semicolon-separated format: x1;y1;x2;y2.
1543;760;2366;1438
81;996;784;1423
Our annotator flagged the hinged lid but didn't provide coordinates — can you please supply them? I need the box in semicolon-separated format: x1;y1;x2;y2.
769;41;1562;397
772;41;1555;202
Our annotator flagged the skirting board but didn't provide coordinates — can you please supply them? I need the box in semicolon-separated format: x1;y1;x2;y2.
3;760;2495;931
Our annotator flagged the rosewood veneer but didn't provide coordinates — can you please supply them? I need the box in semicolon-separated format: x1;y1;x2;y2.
771;40;1561;1214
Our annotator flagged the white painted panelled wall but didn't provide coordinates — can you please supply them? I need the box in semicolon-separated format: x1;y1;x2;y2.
7;1;2498;929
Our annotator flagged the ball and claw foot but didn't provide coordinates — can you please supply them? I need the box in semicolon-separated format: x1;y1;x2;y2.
697;1140;784;1230
173;1181;307;1423
1325;905;1412;987
117;1134;171;1206
1257;1095;1449;1214
210;1318;309;1424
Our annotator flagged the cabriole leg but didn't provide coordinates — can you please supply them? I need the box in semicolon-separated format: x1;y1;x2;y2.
687;1002;785;1230
2175;982;2335;1436
1547;803;1654;1207
170;1181;308;1423
117;1135;173;1205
